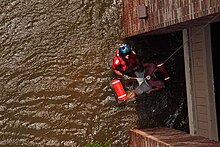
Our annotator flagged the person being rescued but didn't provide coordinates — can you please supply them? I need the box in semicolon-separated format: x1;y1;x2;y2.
126;61;170;100
111;44;141;79
111;43;170;101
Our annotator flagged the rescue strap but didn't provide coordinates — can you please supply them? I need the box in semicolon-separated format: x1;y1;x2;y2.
119;75;151;81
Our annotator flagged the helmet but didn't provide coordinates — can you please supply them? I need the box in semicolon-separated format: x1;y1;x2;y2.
119;44;131;57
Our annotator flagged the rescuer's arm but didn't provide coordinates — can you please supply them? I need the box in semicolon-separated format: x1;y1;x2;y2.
113;69;123;76
112;56;124;76
112;56;130;78
113;69;131;80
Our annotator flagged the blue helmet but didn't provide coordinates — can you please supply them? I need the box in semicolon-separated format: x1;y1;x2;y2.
119;44;131;57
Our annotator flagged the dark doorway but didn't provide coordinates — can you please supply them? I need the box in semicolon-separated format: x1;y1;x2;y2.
211;21;220;140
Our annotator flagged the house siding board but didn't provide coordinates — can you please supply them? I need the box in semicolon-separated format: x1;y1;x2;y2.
193;58;203;67
189;26;213;138
192;42;203;51
198;128;209;137
196;97;207;106
192;50;203;59
194;67;204;75
199;121;209;130
195;86;206;96
194;71;204;81
122;0;220;38
198;113;208;121
192;34;203;43
195;81;206;90
198;106;208;114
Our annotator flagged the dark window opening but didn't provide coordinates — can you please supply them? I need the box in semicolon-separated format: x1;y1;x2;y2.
123;32;189;133
211;21;220;141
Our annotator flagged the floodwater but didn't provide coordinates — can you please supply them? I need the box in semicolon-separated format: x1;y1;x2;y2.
0;0;188;146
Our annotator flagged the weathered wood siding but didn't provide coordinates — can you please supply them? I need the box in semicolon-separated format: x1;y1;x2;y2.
122;0;220;38
183;25;218;140
130;128;220;147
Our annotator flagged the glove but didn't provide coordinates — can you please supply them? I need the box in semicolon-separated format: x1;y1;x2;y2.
123;74;130;80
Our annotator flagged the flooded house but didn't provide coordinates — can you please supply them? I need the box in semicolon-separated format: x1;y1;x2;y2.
121;0;220;146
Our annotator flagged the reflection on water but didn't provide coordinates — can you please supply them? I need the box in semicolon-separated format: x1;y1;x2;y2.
0;0;188;146
0;0;136;146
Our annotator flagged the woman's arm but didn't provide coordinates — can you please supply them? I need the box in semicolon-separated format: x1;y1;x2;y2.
145;87;162;94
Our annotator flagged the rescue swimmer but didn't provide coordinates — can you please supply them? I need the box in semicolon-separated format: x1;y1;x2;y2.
111;44;170;101
111;44;141;79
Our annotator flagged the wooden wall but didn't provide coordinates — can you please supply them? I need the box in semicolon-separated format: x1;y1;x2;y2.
183;25;218;140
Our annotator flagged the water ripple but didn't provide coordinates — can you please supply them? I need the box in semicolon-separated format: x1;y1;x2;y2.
0;0;138;146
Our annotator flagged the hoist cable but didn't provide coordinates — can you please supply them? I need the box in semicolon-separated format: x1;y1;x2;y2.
161;13;220;66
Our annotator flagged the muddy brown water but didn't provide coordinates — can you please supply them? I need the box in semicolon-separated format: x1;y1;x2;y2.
0;0;188;146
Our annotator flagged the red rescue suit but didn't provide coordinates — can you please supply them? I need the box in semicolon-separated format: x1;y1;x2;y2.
111;49;139;73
